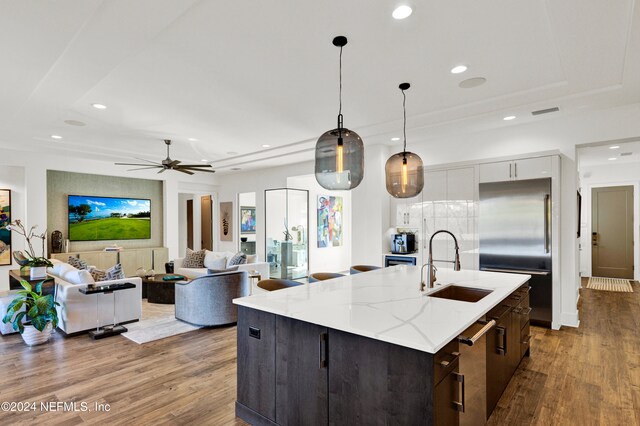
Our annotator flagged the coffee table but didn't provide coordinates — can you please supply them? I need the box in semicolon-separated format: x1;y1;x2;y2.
142;274;186;304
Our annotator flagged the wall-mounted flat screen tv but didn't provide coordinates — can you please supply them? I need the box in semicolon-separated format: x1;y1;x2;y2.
68;195;151;241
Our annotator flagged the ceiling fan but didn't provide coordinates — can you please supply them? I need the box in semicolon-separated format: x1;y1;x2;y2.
115;139;215;175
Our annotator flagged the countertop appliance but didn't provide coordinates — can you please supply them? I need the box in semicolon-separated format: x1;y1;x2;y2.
479;178;552;326
391;232;416;254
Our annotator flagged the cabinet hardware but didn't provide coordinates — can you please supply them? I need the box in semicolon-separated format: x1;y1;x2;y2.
439;351;460;367
509;163;512;179
319;332;328;368
453;373;465;413
497;326;507;356
520;307;532;315
521;334;532;344
481;267;549;276
514;162;518;178
544;194;550;253
458;320;496;346
423;218;427;249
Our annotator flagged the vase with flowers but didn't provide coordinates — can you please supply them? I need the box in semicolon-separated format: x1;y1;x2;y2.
1;219;53;279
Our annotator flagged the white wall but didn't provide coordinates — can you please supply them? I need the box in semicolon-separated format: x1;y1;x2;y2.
288;174;352;273
578;162;640;281
0;166;26;291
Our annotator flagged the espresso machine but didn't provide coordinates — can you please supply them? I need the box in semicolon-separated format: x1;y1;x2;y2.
391;233;416;254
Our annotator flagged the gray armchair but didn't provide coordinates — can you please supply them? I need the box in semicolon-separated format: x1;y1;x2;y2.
175;271;250;326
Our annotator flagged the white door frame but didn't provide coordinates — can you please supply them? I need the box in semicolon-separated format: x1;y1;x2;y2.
583;182;639;281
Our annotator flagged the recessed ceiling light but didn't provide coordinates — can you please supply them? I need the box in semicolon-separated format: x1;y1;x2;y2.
64;120;86;127
391;137;400;141
458;77;487;89
451;65;467;74
261;144;271;148
91;103;107;110
609;145;620;149
608;157;617;161
51;135;63;140
503;116;516;121
201;159;208;162
392;5;413;19
227;151;238;155
188;138;198;142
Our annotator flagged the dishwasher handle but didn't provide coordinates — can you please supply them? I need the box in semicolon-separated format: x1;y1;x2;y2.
458;320;496;346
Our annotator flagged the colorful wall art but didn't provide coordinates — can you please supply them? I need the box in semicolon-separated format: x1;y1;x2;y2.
240;206;256;234
0;189;11;265
317;195;343;248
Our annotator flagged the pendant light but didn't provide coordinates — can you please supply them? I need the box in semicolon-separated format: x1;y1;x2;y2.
315;36;364;190
385;83;424;198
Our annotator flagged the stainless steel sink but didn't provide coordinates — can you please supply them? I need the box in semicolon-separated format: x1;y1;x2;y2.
427;285;493;303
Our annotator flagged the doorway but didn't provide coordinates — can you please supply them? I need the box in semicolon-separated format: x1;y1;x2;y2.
591;185;634;278
201;195;213;250
238;192;256;255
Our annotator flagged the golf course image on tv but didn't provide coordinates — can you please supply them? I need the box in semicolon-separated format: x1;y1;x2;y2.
68;195;151;241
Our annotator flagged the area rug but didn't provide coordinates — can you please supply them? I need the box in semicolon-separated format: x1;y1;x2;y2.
587;277;634;292
121;302;202;344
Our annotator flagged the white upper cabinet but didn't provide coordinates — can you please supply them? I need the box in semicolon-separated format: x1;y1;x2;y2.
391;194;422;227
479;156;552;183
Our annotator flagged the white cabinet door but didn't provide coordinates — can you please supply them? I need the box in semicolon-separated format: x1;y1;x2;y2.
512;156;552;180
479;161;511;183
447;167;475;201
423;171;446;201
391;198;409;226
408;198;423;228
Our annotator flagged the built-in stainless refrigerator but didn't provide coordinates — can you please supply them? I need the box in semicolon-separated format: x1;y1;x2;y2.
479;178;552;326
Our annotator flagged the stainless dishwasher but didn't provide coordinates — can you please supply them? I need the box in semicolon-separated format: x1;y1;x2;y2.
458;317;496;426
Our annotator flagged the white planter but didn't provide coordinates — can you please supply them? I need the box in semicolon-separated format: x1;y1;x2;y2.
30;266;47;280
21;323;53;346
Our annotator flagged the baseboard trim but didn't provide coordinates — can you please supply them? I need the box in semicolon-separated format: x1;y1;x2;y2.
561;311;580;328
235;401;277;426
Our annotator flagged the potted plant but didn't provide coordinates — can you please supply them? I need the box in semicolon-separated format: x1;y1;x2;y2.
1;219;53;279
2;279;59;346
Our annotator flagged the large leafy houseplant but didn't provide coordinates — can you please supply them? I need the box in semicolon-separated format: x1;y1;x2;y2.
3;279;59;335
1;219;53;269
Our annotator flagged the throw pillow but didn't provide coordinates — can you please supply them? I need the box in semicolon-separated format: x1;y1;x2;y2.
203;250;227;269
89;267;108;282
68;256;88;270
183;248;206;268
246;254;257;264
106;263;125;280
207;265;240;274
227;252;247;266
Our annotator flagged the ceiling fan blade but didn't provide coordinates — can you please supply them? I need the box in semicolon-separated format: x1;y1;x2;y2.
169;160;181;167
115;162;157;167
127;166;162;171
157;168;167;174
133;157;163;165
179;167;216;173
175;168;194;175
176;164;214;168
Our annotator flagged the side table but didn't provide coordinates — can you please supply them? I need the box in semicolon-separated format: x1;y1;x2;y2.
8;269;55;296
79;282;136;339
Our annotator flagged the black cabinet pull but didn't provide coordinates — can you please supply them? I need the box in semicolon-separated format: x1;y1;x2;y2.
497;326;507;356
453;372;465;413
319;332;328;368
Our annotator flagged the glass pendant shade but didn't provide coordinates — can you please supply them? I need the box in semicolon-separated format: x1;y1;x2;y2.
385;151;424;198
315;127;364;190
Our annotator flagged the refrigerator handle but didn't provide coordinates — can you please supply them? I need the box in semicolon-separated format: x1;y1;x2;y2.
509;163;512;179
544;194;550;253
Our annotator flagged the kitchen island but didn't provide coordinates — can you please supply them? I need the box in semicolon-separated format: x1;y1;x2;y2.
234;266;531;426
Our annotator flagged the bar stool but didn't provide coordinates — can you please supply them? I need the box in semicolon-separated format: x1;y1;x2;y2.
350;265;382;274
308;272;345;283
257;278;302;292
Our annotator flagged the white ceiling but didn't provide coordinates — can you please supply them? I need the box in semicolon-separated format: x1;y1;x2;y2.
0;0;639;174
578;139;640;167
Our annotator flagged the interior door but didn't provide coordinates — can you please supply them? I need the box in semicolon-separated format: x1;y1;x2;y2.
592;186;634;278
186;199;193;249
201;195;212;250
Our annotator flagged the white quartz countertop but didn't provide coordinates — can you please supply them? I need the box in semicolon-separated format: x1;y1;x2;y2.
233;266;530;354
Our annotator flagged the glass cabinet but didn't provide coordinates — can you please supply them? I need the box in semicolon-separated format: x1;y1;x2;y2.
265;188;309;279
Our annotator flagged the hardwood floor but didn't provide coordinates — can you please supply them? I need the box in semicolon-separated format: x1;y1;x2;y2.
1;280;638;425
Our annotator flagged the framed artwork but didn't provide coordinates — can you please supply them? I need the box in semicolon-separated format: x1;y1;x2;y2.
317;195;343;248
220;201;233;242
0;189;11;265
240;206;256;234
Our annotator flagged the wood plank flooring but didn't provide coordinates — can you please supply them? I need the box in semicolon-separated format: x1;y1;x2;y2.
1;279;638;425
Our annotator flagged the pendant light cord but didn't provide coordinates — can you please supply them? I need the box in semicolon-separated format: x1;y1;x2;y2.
402;88;407;155
337;46;343;130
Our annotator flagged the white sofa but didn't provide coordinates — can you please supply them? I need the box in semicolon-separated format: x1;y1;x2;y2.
47;261;142;335
174;250;269;294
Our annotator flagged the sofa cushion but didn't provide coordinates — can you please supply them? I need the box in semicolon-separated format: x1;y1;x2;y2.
63;268;95;285
48;262;77;280
204;251;227;270
183;248;206;268
228;252;247;266
106;263;125;280
207;265;239;274
68;256;89;270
